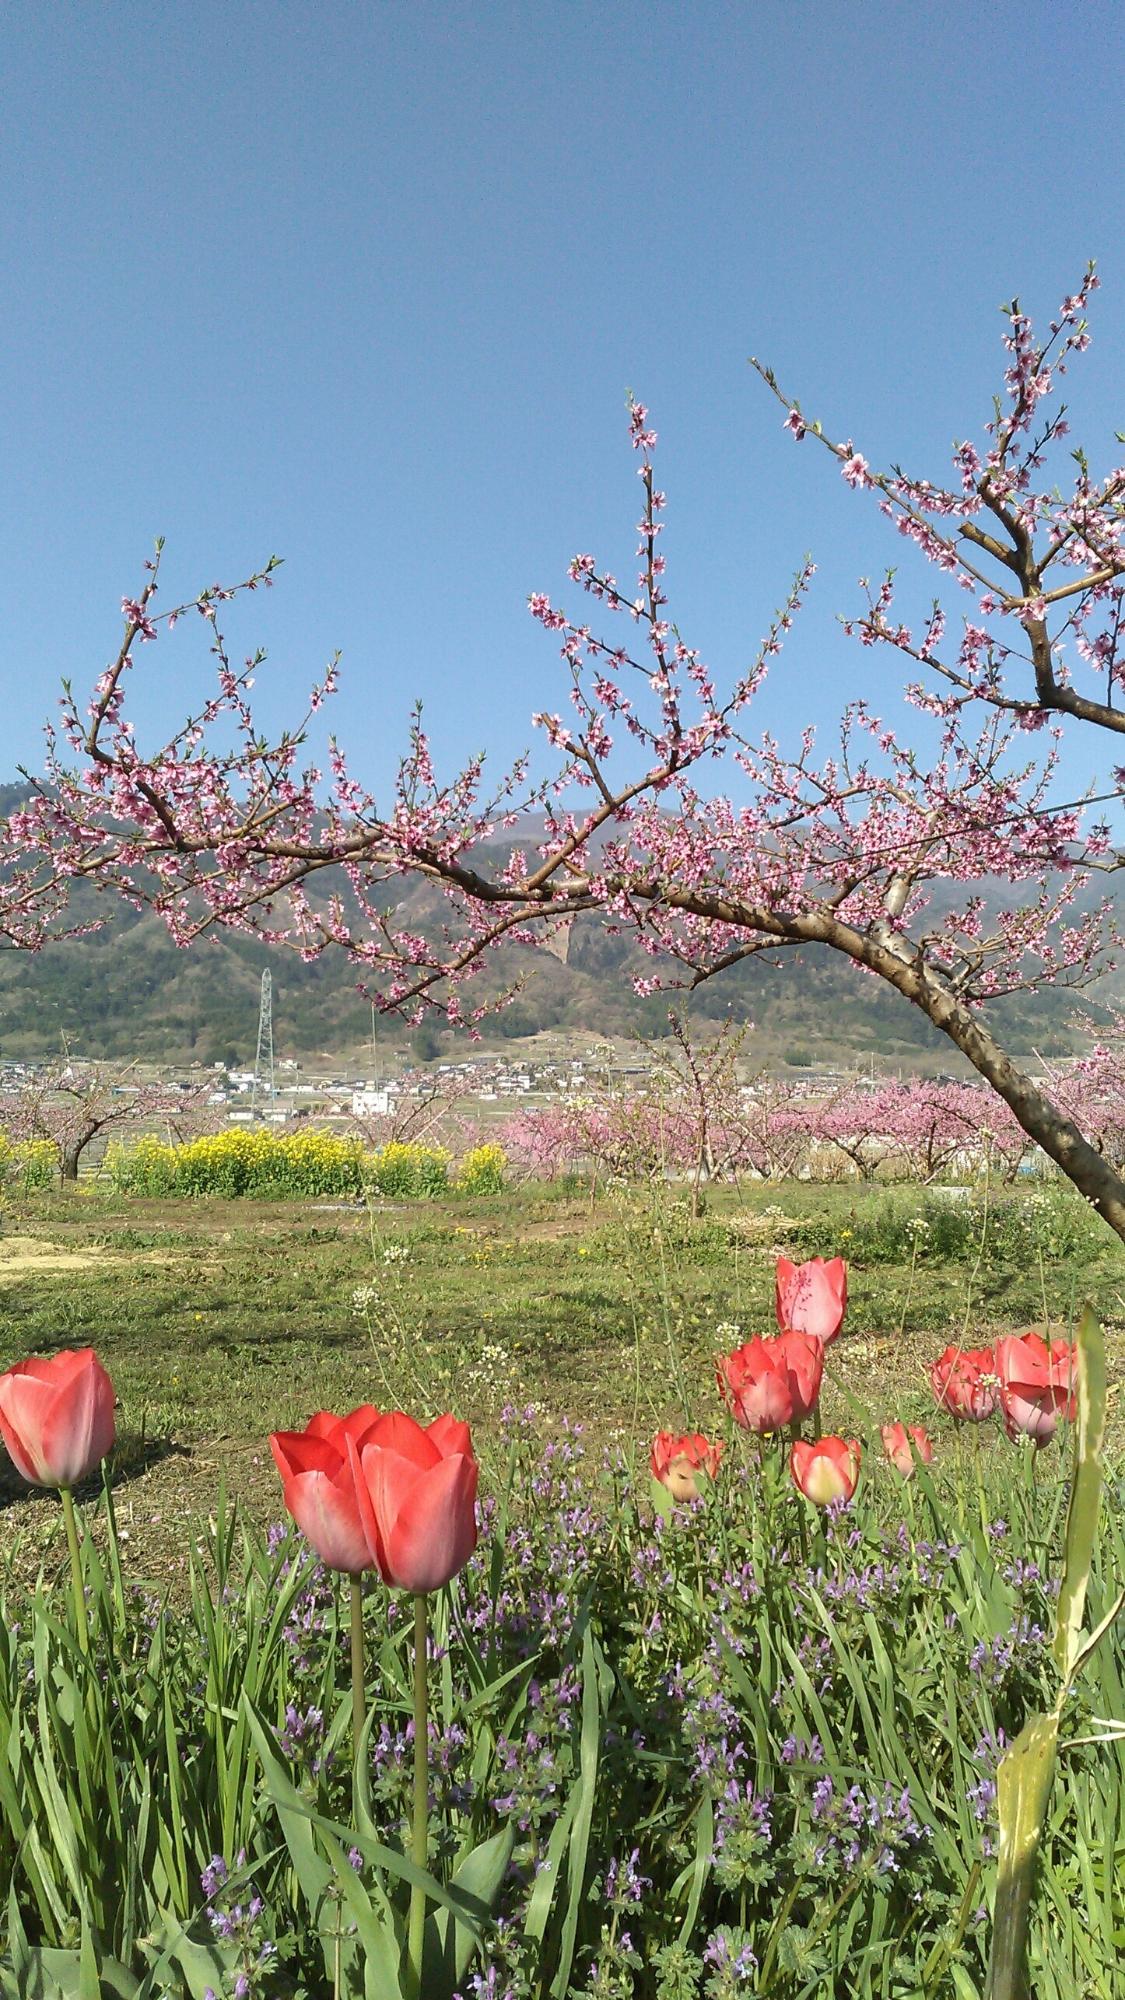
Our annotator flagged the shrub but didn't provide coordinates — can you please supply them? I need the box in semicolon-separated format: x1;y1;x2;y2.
367;1140;451;1198
457;1142;506;1195
105;1128;367;1198
0;1133;56;1192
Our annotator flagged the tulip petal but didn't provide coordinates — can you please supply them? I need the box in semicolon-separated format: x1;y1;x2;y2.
360;1443;430;1559
346;1432;386;1573
426;1413;473;1459
366;1412;442;1469
270;1429;343;1481
381;1452;479;1594
283;1468;371;1575
0;1374;53;1483
37;1362;115;1488
23;1348;97;1386
306;1404;380;1447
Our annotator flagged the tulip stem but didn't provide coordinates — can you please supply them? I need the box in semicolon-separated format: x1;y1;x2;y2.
59;1486;89;1656
406;1591;429;2000
349;1576;365;1768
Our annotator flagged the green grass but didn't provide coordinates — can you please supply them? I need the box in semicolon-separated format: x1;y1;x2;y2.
1;1178;1122;1466
1;1177;1124;1995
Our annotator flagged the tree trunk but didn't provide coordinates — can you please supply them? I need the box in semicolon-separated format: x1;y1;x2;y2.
818;916;1125;1244
655;886;1125;1243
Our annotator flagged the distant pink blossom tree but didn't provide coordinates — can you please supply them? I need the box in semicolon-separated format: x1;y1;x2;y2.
645;1013;752;1212
721;1073;810;1182
9;273;1125;1237
502;1086;694;1199
808;1078;1034;1184
1037;1010;1125;1169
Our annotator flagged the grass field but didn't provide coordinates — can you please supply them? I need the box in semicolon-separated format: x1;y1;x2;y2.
1;1174;1122;1594
3;1174;1125;1997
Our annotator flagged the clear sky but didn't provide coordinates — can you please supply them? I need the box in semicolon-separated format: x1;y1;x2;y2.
2;0;1123;804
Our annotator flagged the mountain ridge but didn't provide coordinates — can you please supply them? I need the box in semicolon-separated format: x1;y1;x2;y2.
0;783;1119;1069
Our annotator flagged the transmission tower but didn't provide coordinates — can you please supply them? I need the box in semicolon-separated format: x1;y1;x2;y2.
251;970;276;1113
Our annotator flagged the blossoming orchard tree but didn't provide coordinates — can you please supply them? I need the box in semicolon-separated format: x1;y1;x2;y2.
8;272;1125;1234
0;1059;220;1182
808;1077;1035;1184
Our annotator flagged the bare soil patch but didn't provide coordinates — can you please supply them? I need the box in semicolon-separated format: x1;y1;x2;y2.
0;1234;123;1282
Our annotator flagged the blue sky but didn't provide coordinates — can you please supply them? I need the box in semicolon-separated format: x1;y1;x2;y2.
2;0;1123;807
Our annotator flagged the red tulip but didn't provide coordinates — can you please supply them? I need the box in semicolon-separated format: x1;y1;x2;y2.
0;1347;115;1488
929;1345;998;1422
650;1430;724;1502
717;1329;824;1434
350;1411;478;1594
880;1421;934;1479
994;1332;1076;1448
270;1404;381;1574
775;1256;848;1345
790;1435;861;1506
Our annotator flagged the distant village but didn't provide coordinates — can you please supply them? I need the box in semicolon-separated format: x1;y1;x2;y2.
0;1044;898;1128
0;1040;1069;1129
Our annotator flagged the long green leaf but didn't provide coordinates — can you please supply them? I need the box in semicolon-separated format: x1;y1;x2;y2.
425;1824;516;1993
241;1698;402;1995
550;1622;603;1999
1053;1305;1107;1685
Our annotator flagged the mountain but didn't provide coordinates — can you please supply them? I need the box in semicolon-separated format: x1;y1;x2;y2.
0;784;1120;1069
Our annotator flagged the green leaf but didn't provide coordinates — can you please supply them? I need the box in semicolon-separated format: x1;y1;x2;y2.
551;1622;603;1998
523;1782;581;1948
986;1709;1060;2000
0;1948;139;2000
425;1824;516;1992
1053;1305;1107;1685
242;1697;402;1996
137;1911;235;2000
674;1792;713;1946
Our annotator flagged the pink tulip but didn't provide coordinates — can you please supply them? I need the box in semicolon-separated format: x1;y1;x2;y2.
716;1329;824;1434
929;1345;998;1422
775;1256;848;1345
790;1435;861;1506
650;1430;724;1502
270;1404;380;1574
880;1421;934;1479
0;1347;116;1488
994;1332;1076;1448
350;1411;478;1594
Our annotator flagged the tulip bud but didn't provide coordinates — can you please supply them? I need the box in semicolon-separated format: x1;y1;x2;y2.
790;1435;861;1506
650;1430;723;1502
880;1421;934;1479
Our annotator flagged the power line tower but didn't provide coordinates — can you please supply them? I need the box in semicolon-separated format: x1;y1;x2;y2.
251;970;275;1113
